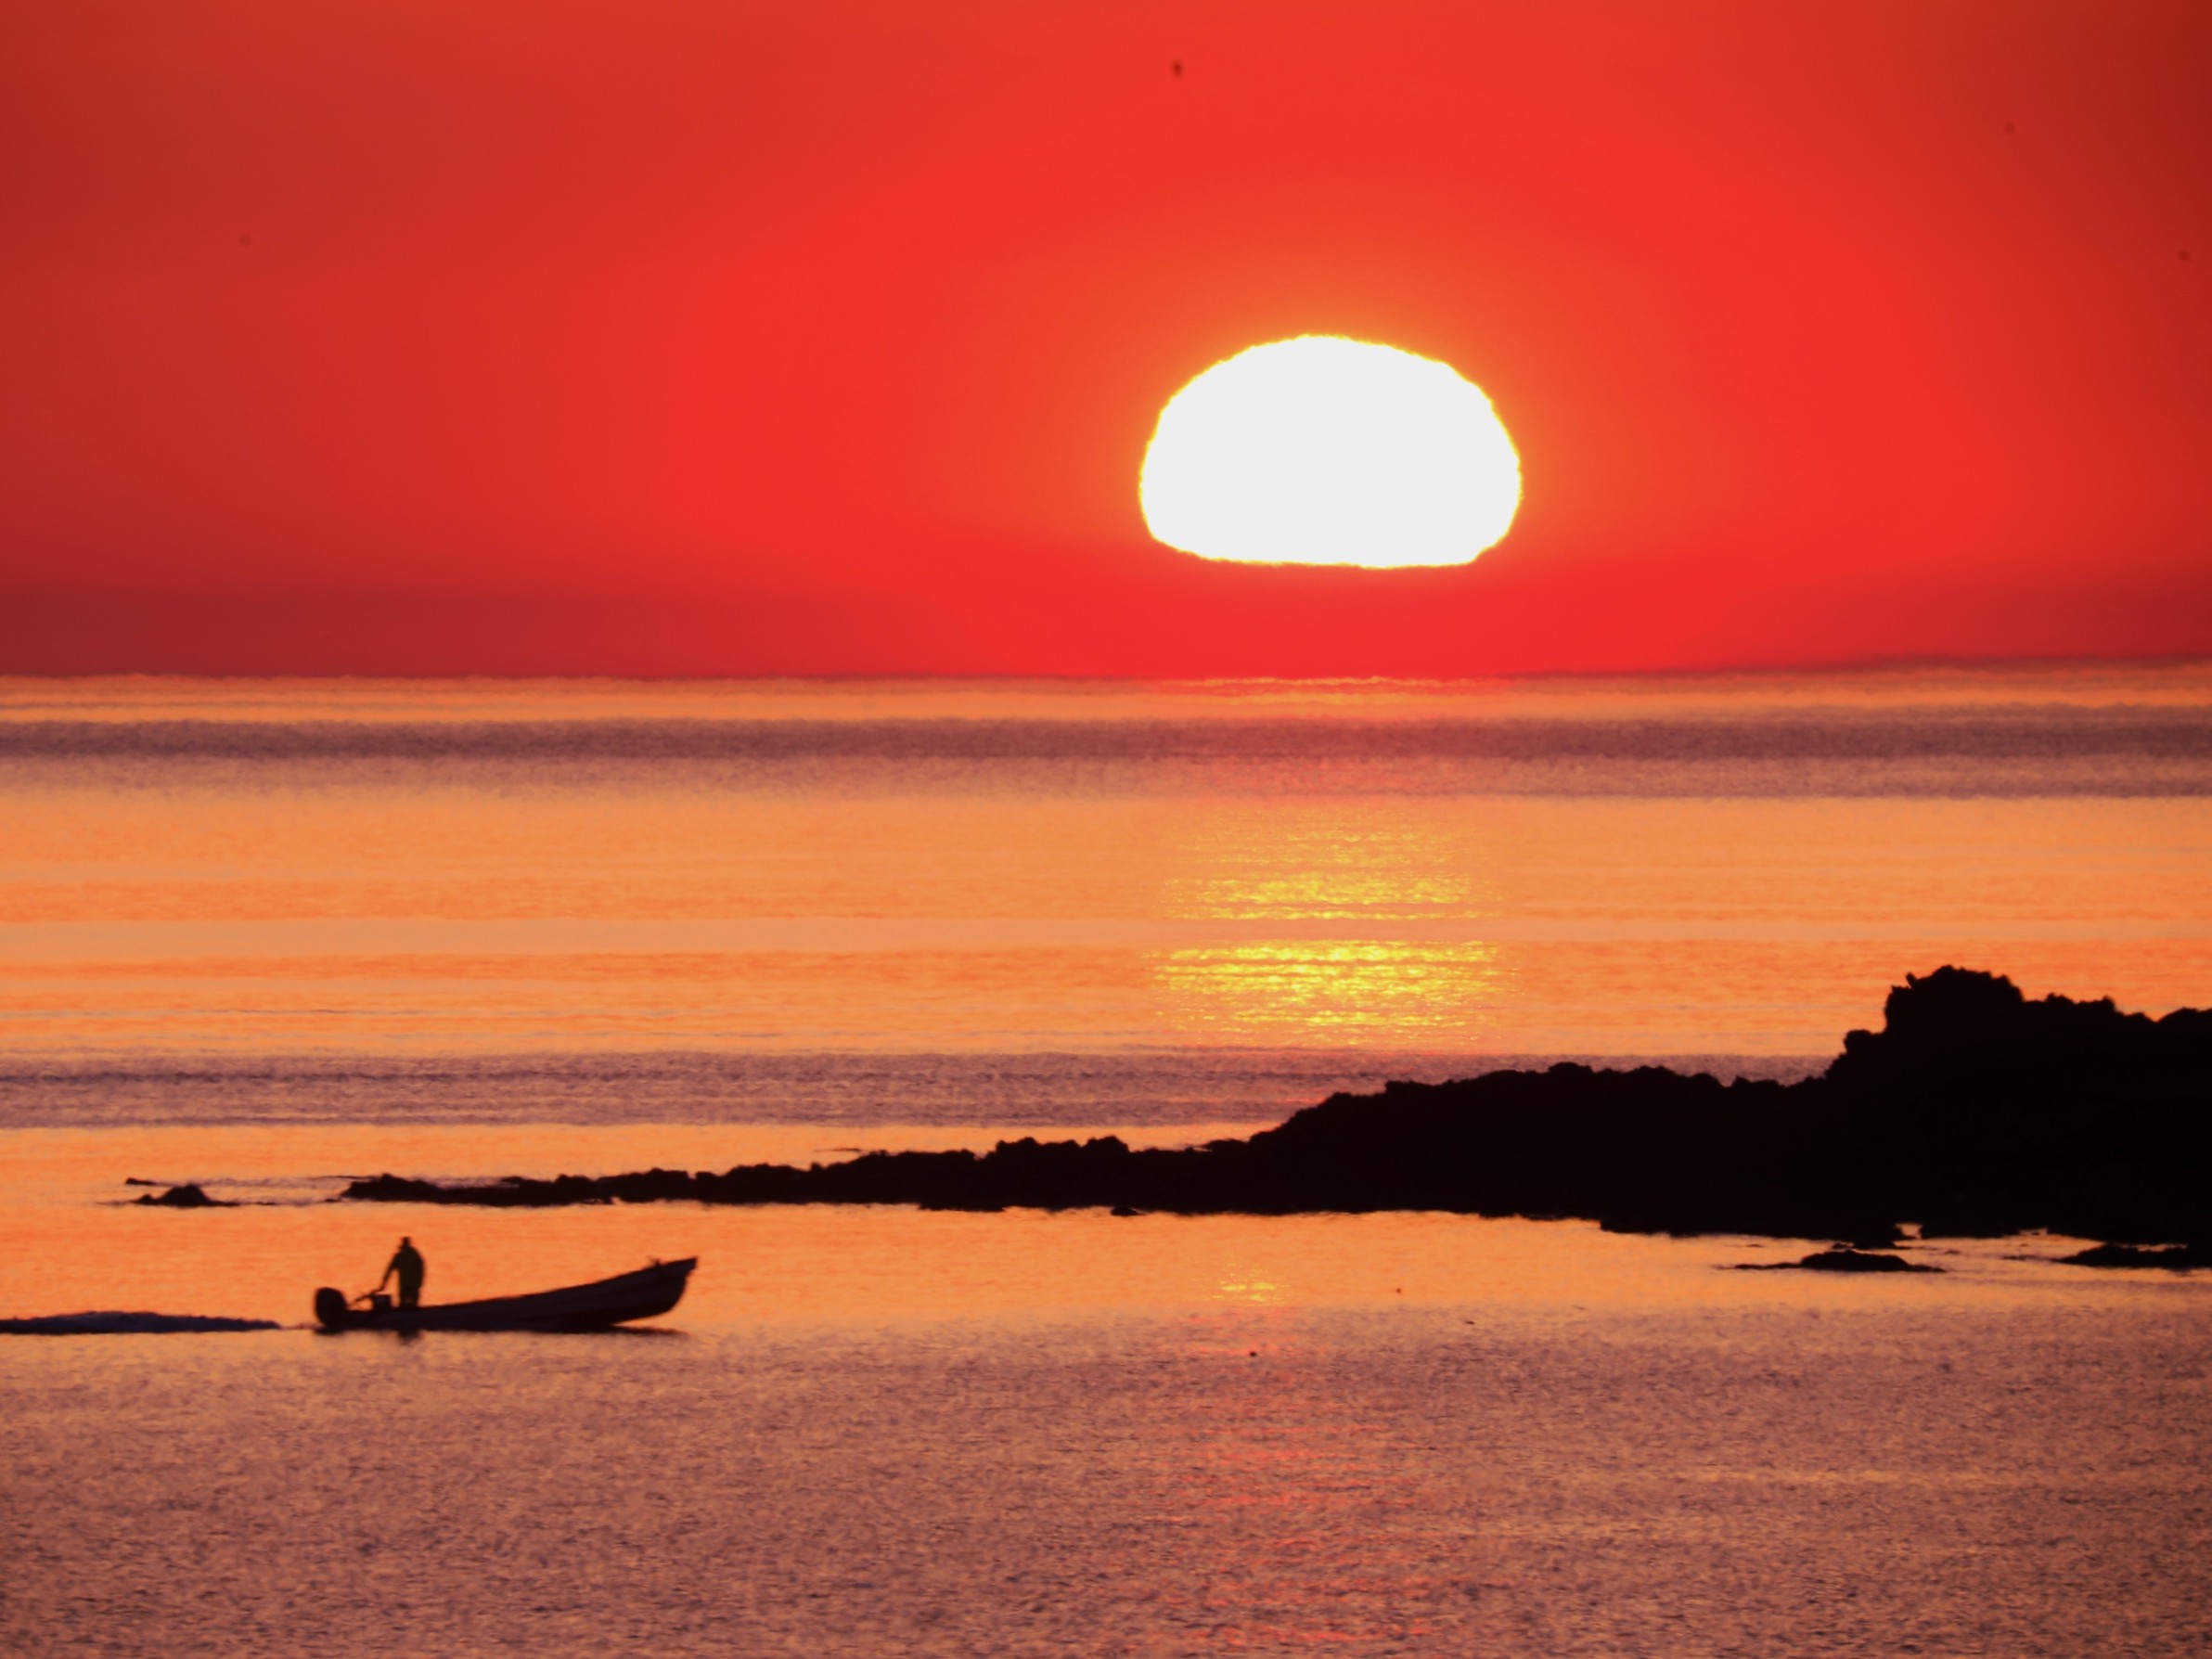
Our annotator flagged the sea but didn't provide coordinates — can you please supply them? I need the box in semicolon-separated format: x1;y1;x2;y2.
3;666;2209;1655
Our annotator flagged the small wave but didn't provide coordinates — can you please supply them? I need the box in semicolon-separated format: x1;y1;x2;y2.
0;1311;282;1335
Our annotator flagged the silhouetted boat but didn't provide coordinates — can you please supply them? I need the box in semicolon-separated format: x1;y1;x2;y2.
313;1258;695;1331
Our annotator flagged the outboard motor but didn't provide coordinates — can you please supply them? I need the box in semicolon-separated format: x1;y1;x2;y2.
313;1287;349;1329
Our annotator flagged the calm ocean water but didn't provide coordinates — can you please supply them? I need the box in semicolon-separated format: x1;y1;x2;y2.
5;1198;2208;1657
4;668;2209;1655
2;666;2207;1078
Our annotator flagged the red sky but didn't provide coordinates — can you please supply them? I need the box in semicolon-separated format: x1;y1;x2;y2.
3;0;2207;676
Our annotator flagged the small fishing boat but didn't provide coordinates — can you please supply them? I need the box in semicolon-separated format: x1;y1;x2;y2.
313;1257;696;1332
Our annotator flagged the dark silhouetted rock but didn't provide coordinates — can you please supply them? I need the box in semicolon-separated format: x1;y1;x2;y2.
0;1311;280;1334
134;1183;227;1208
1734;1246;1941;1273
2058;1241;2212;1270
333;969;2212;1247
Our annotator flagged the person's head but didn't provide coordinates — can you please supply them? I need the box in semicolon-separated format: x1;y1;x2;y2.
400;1236;412;1247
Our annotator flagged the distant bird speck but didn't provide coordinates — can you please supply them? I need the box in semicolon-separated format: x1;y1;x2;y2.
1171;59;1183;78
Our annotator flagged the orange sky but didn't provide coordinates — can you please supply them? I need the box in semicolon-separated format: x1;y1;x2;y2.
3;0;2207;675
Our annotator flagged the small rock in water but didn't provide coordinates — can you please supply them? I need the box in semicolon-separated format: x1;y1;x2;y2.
1734;1246;1940;1274
2;1311;279;1334
134;1183;228;1208
2059;1241;2211;1270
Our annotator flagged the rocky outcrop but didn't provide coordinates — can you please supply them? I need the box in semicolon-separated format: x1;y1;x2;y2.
334;969;2212;1252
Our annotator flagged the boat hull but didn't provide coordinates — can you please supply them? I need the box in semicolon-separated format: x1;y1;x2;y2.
314;1258;696;1331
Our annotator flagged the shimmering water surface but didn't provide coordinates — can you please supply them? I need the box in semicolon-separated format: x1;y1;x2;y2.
4;667;2207;1061
4;669;2210;1655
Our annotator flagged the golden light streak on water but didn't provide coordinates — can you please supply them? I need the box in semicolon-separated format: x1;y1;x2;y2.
1151;940;1511;1043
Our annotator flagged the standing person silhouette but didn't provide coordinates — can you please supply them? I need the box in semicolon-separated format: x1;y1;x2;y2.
378;1237;426;1309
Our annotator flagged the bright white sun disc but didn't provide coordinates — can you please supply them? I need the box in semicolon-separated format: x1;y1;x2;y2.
1139;336;1521;568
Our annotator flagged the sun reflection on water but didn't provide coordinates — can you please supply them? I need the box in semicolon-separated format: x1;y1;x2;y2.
1211;1265;1290;1305
1160;806;1502;925
1155;940;1510;1043
1151;804;1513;1043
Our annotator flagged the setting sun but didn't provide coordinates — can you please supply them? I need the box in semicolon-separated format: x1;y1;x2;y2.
1139;336;1522;569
